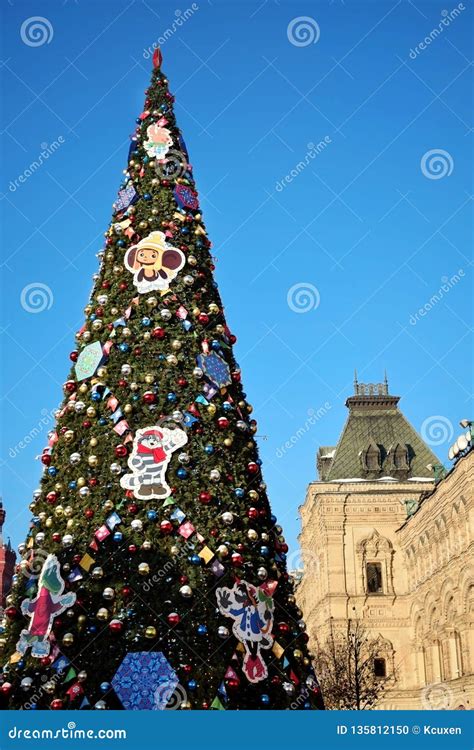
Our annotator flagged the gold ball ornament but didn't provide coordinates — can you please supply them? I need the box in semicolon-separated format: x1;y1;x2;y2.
88;455;98;467
124;404;133;414
143;331;151;341
97;367;108;378
145;626;157;639
62;633;74;646
138;563;150;576
79;384;88;394
89;437;98;447
96;608;109;621
64;430;75;443
77;477;86;488
207;404;217;416
224;437;233;447
45;517;53;528
86;407;96;418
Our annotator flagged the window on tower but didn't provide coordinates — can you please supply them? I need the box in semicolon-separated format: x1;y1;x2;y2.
366;562;383;593
373;658;387;678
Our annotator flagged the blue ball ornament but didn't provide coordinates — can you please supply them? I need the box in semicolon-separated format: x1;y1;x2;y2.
204;444;214;455
261;694;270;705
260;546;270;557
141;317;151;326
117;239;126;248
197;624;207;635
222;401;232;411
69;481;77;490
187;679;197;691
270;515;277;524
47;467;58;477
119;343;130;353
143;193;152;201
211;340;221;351
100;682;111;692
167;392;177;403
190;554;201;566
147;509;157;521
234;488;245;498
99;418;107;426
176;467;188;479
91;391;102;402
113;532;123;542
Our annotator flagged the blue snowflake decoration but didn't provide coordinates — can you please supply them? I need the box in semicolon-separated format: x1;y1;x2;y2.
111;652;178;710
114;183;138;212
196;352;231;388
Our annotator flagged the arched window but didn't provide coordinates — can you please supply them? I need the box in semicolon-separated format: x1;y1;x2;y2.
393;443;409;469
361;442;381;472
373;658;387;678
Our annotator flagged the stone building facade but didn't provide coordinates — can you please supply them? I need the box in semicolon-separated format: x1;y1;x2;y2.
0;502;15;608
297;379;473;709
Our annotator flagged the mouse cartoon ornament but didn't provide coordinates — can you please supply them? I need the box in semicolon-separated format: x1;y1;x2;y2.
124;231;185;294
216;580;274;683
120;425;188;499
16;554;76;658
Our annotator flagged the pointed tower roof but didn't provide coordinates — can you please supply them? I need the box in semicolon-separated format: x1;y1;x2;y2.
318;376;439;481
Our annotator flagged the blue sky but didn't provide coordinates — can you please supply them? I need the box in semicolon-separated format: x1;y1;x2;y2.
1;0;472;558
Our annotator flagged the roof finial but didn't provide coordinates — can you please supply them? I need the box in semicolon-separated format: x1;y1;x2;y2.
384;369;389;394
354;369;359;394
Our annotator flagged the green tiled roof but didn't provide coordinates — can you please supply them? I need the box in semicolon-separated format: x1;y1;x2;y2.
322;391;439;481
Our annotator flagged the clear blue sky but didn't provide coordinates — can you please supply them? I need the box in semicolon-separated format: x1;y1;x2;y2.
1;0;472;559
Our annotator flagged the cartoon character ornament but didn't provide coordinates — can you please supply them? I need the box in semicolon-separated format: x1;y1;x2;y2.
143;123;173;159
216;580;274;683
120;426;188;499
16;555;76;658
124;231;185;294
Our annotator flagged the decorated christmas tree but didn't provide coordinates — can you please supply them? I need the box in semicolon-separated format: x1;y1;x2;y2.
1;51;323;711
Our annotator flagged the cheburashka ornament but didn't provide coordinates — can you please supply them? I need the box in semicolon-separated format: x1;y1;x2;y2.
123;231;185;294
16;554;76;658
120;425;187;499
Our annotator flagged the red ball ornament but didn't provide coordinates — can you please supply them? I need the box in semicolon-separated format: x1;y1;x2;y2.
40;656;51;667
201;701;210;709
69;351;79;362
4;606;18;619
118;379;128;388
50;699;63;710
109;619;124;633
177;377;187;387
101;281;110;289
160;520;173;535
122;586;132;598
182;664;192;674
229;334;237;344
210;528;218;537
115;444;128;458
217;417;229;430
226;678;240;690
231;553;243;566
52;533;61;543
198;491;212;505
247;507;258;520
82;420;92;429
231;371;241;382
277;621;290;635
128;544;137;554
88;478;98;488
152;327;166;339
128;503;138;515
271;675;281;686
119;282;128;291
143;392;155;405
40;453;52;466
84;509;94;519
46;491;58;505
179;575;189;584
198;313;209;325
134;347;142;356
167;612;180;626
247;462;259;475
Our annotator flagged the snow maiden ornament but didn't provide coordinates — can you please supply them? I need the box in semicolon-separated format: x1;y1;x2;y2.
143;123;173;159
16;555;76;658
120;425;188;499
124;231;185;294
216;580;274;683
